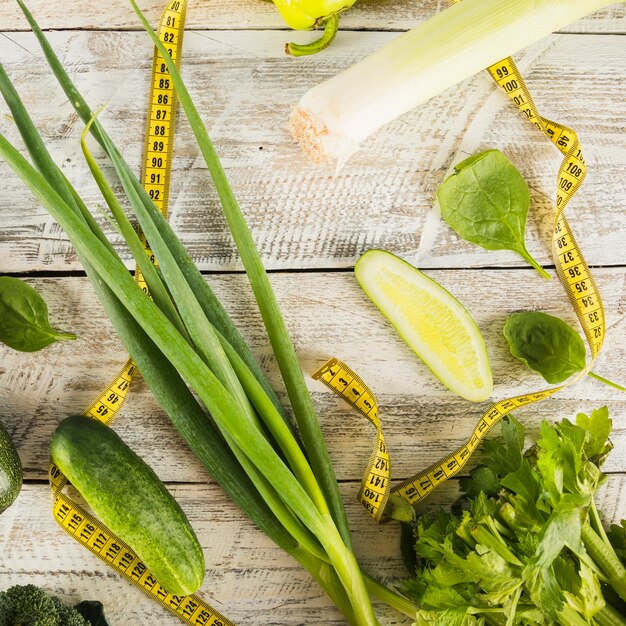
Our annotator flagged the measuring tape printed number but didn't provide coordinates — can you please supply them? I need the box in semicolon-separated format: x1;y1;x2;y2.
315;36;605;521
48;2;235;624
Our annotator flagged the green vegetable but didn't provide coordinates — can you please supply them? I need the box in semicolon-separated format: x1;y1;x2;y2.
0;276;76;352
355;249;492;402
51;416;205;596
272;0;354;29
504;311;625;390
271;0;354;55
0;585;91;626
74;601;110;626
505;310;585;383
609;522;626;564
402;408;626;625
0;418;22;513
437;149;550;280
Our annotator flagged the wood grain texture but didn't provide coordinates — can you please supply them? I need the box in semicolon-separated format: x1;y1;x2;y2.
0;0;624;33
1;476;625;625
0;31;624;272
1;270;624;483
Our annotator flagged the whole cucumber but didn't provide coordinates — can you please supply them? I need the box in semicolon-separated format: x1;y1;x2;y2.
51;415;204;595
0;418;22;513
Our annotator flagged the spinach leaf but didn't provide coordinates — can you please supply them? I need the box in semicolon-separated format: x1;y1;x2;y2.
437;149;550;279
503;311;585;384
504;311;625;391
0;276;76;352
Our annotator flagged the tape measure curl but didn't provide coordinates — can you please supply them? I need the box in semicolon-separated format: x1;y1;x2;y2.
315;46;605;521
48;2;235;624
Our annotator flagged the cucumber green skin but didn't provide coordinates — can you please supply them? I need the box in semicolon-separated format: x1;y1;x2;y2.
0;419;22;513
51;415;204;595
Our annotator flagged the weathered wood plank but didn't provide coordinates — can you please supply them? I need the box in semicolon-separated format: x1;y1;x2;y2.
1;476;625;625
1;0;624;33
1;270;624;483
0;32;624;272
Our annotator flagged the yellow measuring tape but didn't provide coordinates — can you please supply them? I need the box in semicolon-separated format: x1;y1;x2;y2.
315;43;604;522
48;2;234;624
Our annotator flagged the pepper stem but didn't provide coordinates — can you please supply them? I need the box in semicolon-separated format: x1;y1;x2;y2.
286;14;339;57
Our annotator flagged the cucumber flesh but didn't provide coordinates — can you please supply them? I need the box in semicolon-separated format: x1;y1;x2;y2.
51;415;205;595
0;418;22;514
355;250;493;402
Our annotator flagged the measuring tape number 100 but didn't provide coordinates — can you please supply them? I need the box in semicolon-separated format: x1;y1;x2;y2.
314;17;604;522
48;2;234;624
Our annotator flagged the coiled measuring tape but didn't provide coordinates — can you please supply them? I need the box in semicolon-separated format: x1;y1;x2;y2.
48;2;234;624
314;40;604;522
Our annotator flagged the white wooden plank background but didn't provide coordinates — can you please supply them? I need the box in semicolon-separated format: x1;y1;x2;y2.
2;271;625;482
0;1;625;625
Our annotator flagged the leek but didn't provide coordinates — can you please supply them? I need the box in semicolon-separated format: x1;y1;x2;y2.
290;0;620;164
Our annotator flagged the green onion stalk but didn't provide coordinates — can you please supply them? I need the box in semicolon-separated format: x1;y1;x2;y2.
0;2;418;623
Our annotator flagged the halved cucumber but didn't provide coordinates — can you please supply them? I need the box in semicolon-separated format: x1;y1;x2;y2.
355;250;492;402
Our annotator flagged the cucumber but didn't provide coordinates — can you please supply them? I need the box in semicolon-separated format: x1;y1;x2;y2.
0;418;22;513
51;415;204;595
355;250;492;402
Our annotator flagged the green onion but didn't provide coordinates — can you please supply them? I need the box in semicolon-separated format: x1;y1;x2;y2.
129;0;353;549
0;56;306;570
0;131;376;623
2;3;424;622
290;0;619;164
15;0;289;437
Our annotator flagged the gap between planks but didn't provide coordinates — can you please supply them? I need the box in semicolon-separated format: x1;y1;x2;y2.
0;0;624;33
2;264;626;280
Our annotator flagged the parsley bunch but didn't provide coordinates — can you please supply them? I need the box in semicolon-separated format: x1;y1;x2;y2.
402;408;626;625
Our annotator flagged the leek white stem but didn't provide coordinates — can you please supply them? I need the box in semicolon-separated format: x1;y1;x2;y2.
291;0;619;164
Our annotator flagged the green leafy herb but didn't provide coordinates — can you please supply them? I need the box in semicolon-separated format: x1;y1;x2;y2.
0;276;76;352
437;149;550;280
403;409;626;626
504;311;625;391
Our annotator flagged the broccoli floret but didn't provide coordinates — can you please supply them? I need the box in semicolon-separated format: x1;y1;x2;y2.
52;597;91;626
0;585;90;626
